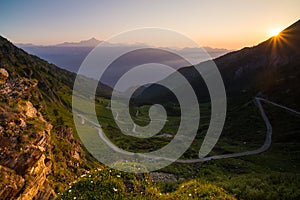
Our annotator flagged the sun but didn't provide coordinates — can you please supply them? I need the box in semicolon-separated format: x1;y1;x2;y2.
270;28;281;37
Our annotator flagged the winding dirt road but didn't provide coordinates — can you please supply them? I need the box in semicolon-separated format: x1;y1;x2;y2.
77;97;299;163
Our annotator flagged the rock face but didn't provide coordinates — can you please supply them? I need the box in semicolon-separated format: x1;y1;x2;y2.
0;69;56;199
16;155;54;200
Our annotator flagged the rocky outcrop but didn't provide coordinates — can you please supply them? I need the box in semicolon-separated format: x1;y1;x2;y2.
16;155;55;200
0;68;56;200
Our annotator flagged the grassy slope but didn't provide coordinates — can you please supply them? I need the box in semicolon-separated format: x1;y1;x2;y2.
0;36;112;192
62;95;300;199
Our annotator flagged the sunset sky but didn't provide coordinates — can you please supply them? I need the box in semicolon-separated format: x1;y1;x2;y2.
1;0;299;49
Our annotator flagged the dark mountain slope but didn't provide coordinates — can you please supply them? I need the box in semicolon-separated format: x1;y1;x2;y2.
137;20;300;109
214;19;300;106
0;36;112;101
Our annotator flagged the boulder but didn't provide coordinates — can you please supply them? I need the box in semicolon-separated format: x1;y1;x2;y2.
0;68;9;84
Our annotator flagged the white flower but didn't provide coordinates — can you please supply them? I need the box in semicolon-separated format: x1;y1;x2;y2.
74;197;77;200
91;181;93;183
68;190;72;193
89;175;91;178
116;175;121;178
113;187;118;192
188;193;192;197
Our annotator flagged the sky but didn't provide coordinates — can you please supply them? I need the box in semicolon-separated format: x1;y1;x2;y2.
0;0;299;49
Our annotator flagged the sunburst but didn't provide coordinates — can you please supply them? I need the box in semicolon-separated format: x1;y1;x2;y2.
270;28;281;37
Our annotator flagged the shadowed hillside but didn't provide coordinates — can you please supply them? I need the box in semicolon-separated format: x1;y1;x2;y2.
136;20;300;109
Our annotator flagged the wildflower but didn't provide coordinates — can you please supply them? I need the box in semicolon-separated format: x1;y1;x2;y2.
113;187;118;192
188;193;192;197
68;190;72;193
116;175;121;178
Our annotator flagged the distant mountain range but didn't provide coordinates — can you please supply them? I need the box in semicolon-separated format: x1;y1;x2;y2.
16;38;231;87
18;37;101;48
16;38;100;75
136;20;300;110
56;37;101;47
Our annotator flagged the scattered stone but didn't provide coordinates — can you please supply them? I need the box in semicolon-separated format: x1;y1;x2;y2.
73;151;80;160
0;68;9;84
0;77;37;101
149;172;177;182
18;101;37;118
18;118;27;129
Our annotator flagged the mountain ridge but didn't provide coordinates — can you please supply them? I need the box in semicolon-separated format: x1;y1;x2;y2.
16;37;102;47
136;19;300;109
